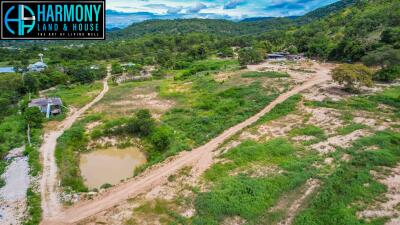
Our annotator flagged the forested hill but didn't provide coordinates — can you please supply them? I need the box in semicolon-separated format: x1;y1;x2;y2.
108;0;356;39
107;17;295;39
298;0;357;23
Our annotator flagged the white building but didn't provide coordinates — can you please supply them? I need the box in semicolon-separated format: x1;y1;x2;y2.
27;53;48;72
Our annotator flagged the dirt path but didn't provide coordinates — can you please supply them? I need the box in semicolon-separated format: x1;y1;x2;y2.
42;62;333;225
40;66;111;218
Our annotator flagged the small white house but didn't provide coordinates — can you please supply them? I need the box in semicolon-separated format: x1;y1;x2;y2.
28;53;48;72
27;61;48;72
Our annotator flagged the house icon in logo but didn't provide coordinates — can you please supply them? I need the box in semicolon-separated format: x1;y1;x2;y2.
4;4;35;35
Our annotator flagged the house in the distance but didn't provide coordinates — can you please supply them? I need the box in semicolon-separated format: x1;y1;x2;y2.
28;53;48;72
267;52;304;61
28;97;63;118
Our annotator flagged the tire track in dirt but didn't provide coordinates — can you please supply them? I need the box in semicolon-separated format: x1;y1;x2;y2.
42;63;333;225
40;66;111;218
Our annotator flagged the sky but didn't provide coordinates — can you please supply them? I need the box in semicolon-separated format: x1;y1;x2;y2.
106;0;339;28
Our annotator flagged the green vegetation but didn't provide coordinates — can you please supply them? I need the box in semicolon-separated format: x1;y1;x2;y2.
332;64;373;91
0;162;6;188
257;94;302;124
55;120;90;192
24;188;42;225
194;138;318;224
290;125;326;145
162;77;277;146
46;82;103;108
0;115;25;158
293;131;400;225
241;71;290;78
373;65;400;82
337;123;368;135
126;199;188;225
306;86;400;113
175;59;239;80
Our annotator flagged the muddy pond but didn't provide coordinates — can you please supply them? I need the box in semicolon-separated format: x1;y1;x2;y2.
79;147;146;189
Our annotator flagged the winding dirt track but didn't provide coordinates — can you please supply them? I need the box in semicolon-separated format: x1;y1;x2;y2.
40;66;111;218
41;63;333;225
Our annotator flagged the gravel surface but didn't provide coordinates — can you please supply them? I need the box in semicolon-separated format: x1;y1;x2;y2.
0;147;30;225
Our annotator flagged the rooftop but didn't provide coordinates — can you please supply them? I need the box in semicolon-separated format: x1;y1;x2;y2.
28;97;62;108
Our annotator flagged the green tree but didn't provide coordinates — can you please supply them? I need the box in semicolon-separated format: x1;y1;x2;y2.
150;126;172;151
373;65;400;82
238;48;263;66
381;28;400;45
23;73;40;94
332;64;373;91
111;63;123;74
125;109;155;137
362;47;400;68
218;47;234;58
24;107;44;128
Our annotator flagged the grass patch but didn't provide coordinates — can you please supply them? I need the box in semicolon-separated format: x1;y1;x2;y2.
337;123;368;135
23;188;41;225
163;78;278;146
257;94;302;125
174;59;239;80
55;114;107;192
24;146;42;176
55;117;98;192
194;138;319;224
305;86;400;115
241;71;290;78
293;130;400;225
0;114;25;158
290;125;326;145
126;199;189;225
46;82;103;108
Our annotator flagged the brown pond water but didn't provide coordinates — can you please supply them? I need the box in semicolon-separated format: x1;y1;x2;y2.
79;147;146;189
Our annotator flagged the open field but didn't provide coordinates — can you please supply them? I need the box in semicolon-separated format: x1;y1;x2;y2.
73;62;400;225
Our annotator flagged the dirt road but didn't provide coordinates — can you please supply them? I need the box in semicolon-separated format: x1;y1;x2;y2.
40;66;111;218
42;62;333;225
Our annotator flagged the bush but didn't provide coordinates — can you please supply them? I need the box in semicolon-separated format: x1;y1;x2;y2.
238;47;263;66
373;65;400;82
332;64;373;91
24;107;44;128
100;183;113;189
125;109;155;137
150;126;172;151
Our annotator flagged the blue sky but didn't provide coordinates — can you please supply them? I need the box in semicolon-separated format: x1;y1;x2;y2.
106;0;339;28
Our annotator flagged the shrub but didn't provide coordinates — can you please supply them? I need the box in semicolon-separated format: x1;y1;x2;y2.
24;107;44;128
150;126;172;152
373;65;400;82
100;183;113;189
332;64;373;91
125;109;155;137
